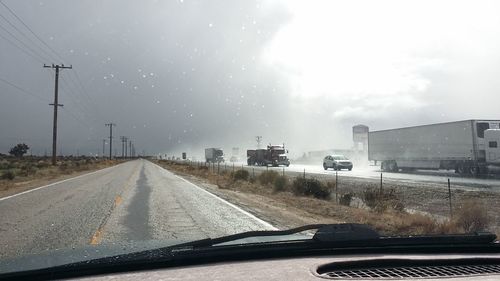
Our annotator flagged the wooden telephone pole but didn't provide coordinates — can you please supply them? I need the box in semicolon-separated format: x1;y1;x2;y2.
44;64;72;165
105;123;116;160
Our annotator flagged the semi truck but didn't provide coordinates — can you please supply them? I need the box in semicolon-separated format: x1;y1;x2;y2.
205;148;224;163
247;144;290;167
368;120;500;175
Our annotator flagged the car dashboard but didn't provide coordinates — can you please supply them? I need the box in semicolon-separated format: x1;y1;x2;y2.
76;254;500;280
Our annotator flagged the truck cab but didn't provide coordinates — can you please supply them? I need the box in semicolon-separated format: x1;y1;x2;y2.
247;145;290;167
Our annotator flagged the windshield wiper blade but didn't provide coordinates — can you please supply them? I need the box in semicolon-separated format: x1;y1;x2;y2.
172;223;497;251
171;224;329;250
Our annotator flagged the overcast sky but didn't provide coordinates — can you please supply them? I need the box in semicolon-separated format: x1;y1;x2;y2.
1;0;500;158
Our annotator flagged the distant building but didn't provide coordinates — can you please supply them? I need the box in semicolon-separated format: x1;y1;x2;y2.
352;124;369;152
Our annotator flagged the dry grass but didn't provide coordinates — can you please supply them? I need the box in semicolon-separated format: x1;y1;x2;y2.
453;199;490;232
156;160;487;236
0;156;123;197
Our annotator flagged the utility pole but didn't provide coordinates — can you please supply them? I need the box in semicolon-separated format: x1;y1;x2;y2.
129;140;132;158
44;63;72;165
120;136;127;158
102;139;106;157
124;137;128;158
105;123;116;159
256;136;262;149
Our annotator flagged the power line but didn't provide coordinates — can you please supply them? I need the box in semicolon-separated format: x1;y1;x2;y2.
0;21;51;62
0;1;103;122
0;76;48;102
60;106;92;129
71;69;102;117
59;75;97;121
0;26;45;63
0;0;66;62
0;10;58;62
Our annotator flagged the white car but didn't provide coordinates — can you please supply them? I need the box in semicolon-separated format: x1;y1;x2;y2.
323;155;353;171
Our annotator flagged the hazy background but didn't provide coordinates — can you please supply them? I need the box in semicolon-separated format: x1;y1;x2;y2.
1;0;500;159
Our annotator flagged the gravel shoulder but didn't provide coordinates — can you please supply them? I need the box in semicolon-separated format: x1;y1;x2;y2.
160;161;500;235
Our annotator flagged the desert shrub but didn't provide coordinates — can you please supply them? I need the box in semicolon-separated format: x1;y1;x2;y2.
1;170;15;180
233;169;249;181
363;187;404;213
18;164;37;176
292;177;330;199
258;170;279;185
273;175;288;192
36;161;49;169
339;193;353;206
0;160;13;170
58;163;69;172
455;200;489;232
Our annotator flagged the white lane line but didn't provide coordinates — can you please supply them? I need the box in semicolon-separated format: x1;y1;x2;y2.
150;162;277;230
0;162;127;202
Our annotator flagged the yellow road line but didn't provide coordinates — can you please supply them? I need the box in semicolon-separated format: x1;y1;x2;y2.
114;195;122;207
88;163;142;245
90;228;104;245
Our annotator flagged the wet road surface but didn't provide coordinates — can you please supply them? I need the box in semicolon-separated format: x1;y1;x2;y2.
0;159;274;260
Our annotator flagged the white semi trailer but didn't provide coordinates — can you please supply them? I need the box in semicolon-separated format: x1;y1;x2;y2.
368;120;500;175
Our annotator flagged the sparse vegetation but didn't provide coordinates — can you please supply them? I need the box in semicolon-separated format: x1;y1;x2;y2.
1;170;15;180
0;156;123;198
233;169;249;181
339;193;353;206
156;160;496;236
454;199;489;232
258;170;279;185
291;177;330;199
363;187;405;213
273;175;288;192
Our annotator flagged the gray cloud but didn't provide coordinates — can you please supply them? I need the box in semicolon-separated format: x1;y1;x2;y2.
2;0;500;159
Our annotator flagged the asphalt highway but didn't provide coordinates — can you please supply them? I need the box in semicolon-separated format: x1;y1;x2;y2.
0;159;275;261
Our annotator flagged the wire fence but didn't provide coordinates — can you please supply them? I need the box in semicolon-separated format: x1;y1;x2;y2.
162;159;465;219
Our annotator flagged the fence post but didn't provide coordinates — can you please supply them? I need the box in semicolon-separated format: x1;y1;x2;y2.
233;163;235;173
380;173;383;193
448;178;453;219
217;162;220;175
335;177;338;203
252;167;255;178
282;167;285;176
303;168;306;179
266;165;268;171
335;170;338;194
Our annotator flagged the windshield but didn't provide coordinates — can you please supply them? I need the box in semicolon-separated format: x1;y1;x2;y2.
1;0;499;275
332;156;348;160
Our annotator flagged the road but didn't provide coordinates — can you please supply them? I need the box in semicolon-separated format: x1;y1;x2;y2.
0;159;274;261
225;162;500;191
